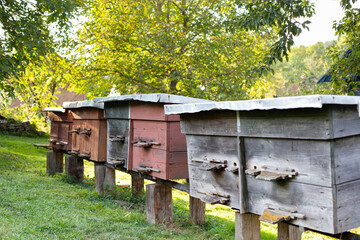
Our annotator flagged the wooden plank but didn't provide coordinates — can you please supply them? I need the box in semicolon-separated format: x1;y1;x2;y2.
107;119;130;168
180;110;237;136
246;176;335;233
235;212;260;240
334;135;360;184
46;151;63;175
331;105;360;139
146;184;173;224
130;101;179;121
186;135;240;208
167;121;187;152
132;120;168;151
65;155;84;182
95;163;106;196
245;137;332;187
277;222;289;240
104;101;129;119
104;166;116;195
70;108;104;120
289;225;304;240
131;174;144;196
238;108;331;139
336;179;360;233
189;196;206;225
238;136;248;213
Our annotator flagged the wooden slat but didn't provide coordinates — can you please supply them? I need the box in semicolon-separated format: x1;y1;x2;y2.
334;135;360;184
235;212;260;240
238;108;331;139
146;184;173;224
247;176;335;233
107;119;130;168
245;137;332;187
331;105;360;139
189;196;206;225
180;110;237;136
336;178;360;233
46;151;63;175
104;101;129;119
71;108;104;120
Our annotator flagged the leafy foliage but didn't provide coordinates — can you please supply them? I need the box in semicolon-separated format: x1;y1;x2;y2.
74;0;278;101
325;0;360;94
0;0;81;95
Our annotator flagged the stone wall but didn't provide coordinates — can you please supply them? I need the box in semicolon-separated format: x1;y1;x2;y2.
0;120;37;135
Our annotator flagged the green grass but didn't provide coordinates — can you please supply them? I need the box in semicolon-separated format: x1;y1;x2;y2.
0;133;349;239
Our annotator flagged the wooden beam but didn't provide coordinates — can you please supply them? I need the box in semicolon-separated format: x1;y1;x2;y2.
189;196;206;225
131;174;144;196
277;222;289;240
65;155;84;182
46;151;63;175
95;163;106;196
104;166;116;195
146;183;173;224
235;212;260;240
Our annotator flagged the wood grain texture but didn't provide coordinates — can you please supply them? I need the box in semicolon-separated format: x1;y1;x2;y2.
131;174;144;196
146;184;173;224
245;137;332;187
289;225;304;240
277;222;290;240
107;119;130;168
180;110;237;136
246;176;335;233
104;101;129;119
336;179;360;233
334;135;360;184
331;105;360;139
70;108;104;120
238;108;330;139
130;101;179;121
95;163;105;196
104;167;116;195
65;155;84;182
235;213;260;240
46;151;63;175
189;196;206;225
186;135;240;208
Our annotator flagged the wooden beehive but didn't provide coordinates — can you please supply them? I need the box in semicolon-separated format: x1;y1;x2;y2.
63;101;107;162
96;94;210;180
165;95;360;234
44;107;73;151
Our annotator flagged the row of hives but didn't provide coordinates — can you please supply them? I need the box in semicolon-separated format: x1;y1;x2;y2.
46;93;360;235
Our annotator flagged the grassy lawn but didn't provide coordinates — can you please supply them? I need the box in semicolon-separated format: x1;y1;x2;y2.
0;133;351;239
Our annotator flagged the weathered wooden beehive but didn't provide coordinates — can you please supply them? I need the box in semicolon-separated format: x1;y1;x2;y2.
44;107;73;151
95;93;209;180
63;100;106;162
165;95;360;234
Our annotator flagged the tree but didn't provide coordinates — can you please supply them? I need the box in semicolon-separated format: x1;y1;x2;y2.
73;0;315;100
326;0;360;94
0;0;81;95
74;0;278;100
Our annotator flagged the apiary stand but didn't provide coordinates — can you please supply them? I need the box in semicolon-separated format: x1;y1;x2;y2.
105;162;206;225
95;162;116;196
65;155;84;182
46;151;63;175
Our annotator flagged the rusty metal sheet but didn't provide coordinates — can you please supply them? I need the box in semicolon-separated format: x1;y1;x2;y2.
164;95;360;115
95;93;212;104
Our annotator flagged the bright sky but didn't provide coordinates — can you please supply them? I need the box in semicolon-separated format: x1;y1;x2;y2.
294;0;360;46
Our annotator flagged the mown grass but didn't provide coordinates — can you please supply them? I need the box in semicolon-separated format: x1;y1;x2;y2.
0;133;349;239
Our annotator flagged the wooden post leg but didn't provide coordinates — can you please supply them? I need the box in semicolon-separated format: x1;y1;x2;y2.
146;183;173;224
46;151;63;175
95;163;106;196
235;212;261;240
65;155;84;182
104;166;116;195
278;223;304;240
131;174;144;196
189;196;206;225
